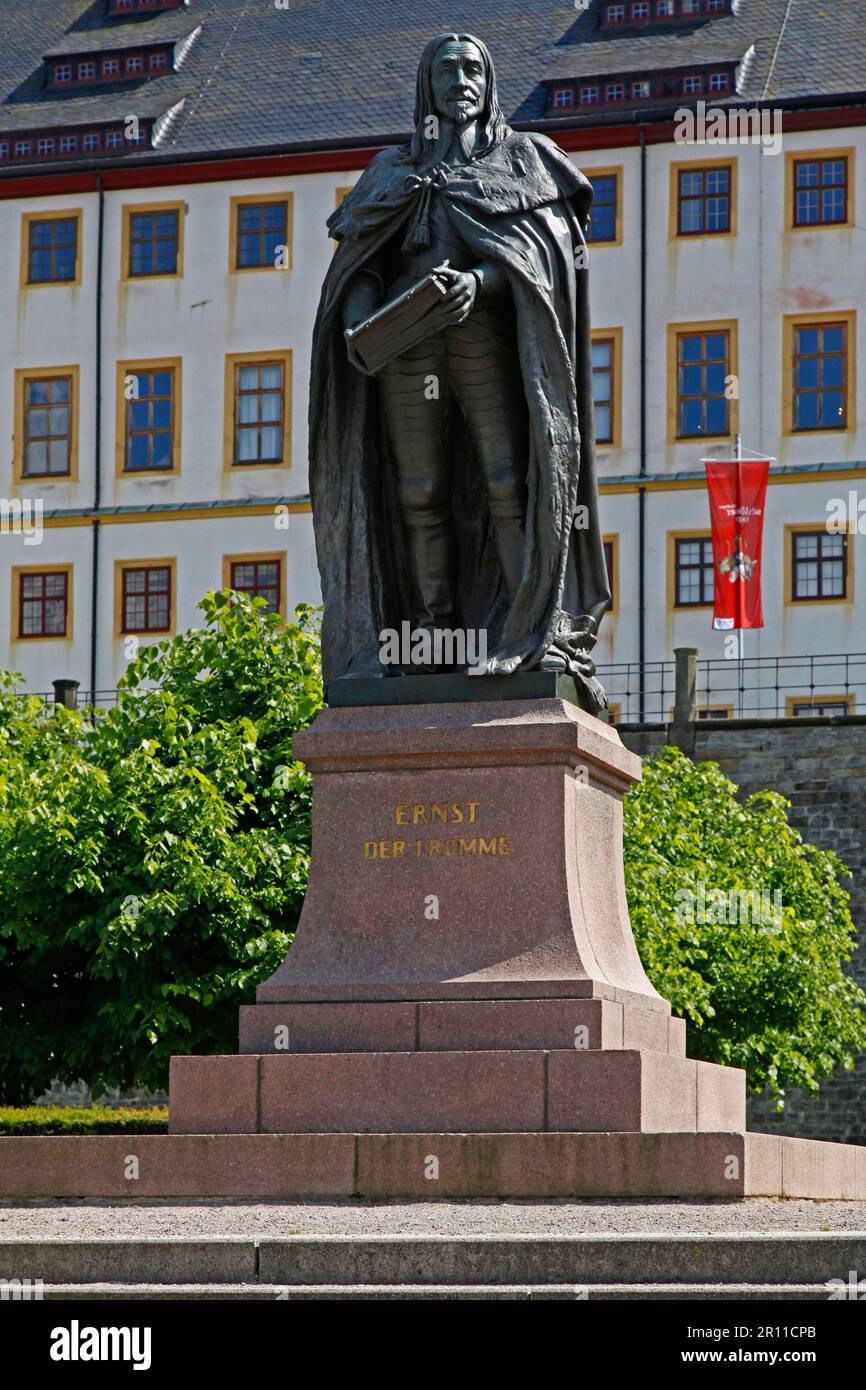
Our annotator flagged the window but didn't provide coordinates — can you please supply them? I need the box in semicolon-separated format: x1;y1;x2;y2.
120;364;179;472
791;321;848;431
683;75;703;94
37;138;55;156
0;143;7;160
102;59;120;77
126;56;144;75
78;62;96;80
580;86;599;104
553;89;574;109
233;362;285;464
791;531;847;601
602;535;619;613
697;706;733;719
632;81;652;99
674;536;714;607
787;695;854;717
60;136;78;154
16;570;69;639
657;0;675;13
15;141;31;157
586;172;620;244
706;0;727;11
632;1;650;15
120;565;172;633
606;3;626;19
20;374;73;477
126;205;182;277
605;84;625;102
682;0;701;11
150;52;169;71
676;164;732;235
674;328;731;437
228;559;282;615
231;198;291;270
105;130;124;148
793;156;849;227
592;338;615;444
55;64;72;82
709;71;729;91
24;215;80;284
83;133;101;151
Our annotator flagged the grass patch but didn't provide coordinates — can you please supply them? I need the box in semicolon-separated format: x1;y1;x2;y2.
0;1106;169;1135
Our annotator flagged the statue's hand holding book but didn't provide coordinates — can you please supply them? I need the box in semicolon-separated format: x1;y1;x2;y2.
345;260;477;375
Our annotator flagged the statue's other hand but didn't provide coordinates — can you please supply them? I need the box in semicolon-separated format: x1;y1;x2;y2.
432;267;477;326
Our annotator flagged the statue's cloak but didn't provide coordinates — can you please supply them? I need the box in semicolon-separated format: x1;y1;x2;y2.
308;129;611;708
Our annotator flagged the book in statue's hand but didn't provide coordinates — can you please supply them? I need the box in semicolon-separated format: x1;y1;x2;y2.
344;262;452;375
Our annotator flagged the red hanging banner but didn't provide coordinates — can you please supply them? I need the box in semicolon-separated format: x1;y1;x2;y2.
704;458;770;631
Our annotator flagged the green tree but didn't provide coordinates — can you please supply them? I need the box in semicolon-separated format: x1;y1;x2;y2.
624;746;866;1102
0;592;322;1104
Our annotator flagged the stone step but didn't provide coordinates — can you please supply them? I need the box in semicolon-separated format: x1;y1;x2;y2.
2;1233;864;1287
0;1131;863;1200
238;998;686;1056
170;1049;744;1135
31;1281;842;1301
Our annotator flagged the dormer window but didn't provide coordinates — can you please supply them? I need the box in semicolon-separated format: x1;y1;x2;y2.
606;3;626;21
78;61;96;80
632;79;652;98
657;0;674;14
709;71;729;90
55;64;72;83
581;86;599;104
683;74;703;93
631;1;650;17
707;0;726;9
126;56;145;75
553;88;574;108
37;138;55;155
102;58;120;77
682;0;701;13
150;52;169;71
606;83;625;102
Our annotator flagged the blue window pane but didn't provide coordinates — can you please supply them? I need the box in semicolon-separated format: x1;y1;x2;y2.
595;403;611;441
129;401;150;430
705;362;726;394
822;187;845;221
795;393;818;429
823;160;845;185
705;335;726;359
795;356;819;389
796;161;819;187
129;435;150;469
706;196;729;230
681;172;703;197
681;365;703;395
152;373;172;396
150;434;171;468
681;399;702;435
822;391;844;426
152;400;171;430
795;189;818;223
822;356;843;389
705;169;729;194
132;213;154;238
706;397;727;433
822;326;843;353
155;242;176;272
680;200;703;232
680;336;703;361
796;328;819;354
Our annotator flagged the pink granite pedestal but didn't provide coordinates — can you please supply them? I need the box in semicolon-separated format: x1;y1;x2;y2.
161;697;866;1200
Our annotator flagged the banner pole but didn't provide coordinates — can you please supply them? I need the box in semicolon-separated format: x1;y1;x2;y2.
736;433;744;715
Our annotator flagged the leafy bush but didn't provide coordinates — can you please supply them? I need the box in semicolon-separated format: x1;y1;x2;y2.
0;1106;168;1135
624;746;866;1102
0;591;322;1105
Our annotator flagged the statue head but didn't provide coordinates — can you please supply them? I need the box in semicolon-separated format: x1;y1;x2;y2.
409;32;509;163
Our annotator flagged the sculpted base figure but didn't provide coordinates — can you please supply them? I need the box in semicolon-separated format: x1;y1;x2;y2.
309;32;610;710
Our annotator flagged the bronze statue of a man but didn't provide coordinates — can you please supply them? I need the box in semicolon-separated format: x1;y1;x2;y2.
309;33;610;710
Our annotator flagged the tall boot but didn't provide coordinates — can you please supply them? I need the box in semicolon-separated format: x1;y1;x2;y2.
404;518;455;670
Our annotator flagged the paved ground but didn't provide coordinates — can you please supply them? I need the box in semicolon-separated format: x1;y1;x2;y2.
1;1199;864;1239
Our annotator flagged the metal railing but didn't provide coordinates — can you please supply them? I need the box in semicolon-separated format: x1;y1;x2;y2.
15;654;866;725
597;652;866;724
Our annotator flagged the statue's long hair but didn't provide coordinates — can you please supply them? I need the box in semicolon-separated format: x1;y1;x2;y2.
407;33;511;164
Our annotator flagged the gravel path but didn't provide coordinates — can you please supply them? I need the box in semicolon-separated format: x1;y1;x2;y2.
1;1199;865;1239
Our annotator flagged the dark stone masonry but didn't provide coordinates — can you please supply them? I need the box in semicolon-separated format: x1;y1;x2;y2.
620;716;866;1146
